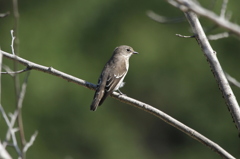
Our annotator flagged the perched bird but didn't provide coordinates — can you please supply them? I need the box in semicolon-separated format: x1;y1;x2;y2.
90;45;138;111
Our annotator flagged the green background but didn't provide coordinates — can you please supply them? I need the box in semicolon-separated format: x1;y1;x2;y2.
0;0;240;158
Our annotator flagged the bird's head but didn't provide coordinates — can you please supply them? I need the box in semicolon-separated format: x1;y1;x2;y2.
114;45;138;58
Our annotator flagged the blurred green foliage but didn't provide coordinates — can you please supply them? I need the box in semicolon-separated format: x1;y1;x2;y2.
0;0;240;158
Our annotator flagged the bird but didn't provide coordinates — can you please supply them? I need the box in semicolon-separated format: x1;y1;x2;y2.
90;45;138;111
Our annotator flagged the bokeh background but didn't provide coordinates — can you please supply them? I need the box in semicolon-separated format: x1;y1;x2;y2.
1;0;240;158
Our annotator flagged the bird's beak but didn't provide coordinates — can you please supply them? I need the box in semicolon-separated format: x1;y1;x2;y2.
133;51;139;54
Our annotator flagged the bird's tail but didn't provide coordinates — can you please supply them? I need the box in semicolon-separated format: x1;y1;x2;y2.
90;88;104;111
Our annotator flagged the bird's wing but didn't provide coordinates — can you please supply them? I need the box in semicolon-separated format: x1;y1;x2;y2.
98;61;127;106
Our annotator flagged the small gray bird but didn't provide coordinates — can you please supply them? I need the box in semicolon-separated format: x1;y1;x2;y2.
90;45;138;111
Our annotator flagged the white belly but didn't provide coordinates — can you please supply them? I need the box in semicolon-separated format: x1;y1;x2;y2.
114;72;127;91
114;58;129;91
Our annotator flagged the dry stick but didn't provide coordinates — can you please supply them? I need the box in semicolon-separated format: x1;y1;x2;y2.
1;67;31;74
0;51;11;159
0;141;12;159
16;71;30;158
208;32;230;40
146;10;185;23
225;73;240;88
0;49;2;103
220;0;228;18
0;51;235;159
0;49;22;159
0;12;10;18
182;11;240;136
0;104;21;156
12;0;26;152
23;131;38;153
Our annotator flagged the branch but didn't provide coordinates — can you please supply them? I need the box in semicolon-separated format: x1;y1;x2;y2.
10;30;16;55
4;107;21;146
225;73;240;88
220;0;228;18
0;141;12;159
0;12;10;18
12;0;24;153
207;32;230;40
1;50;95;90
16;71;31;149
23;131;38;153
166;0;240;36
176;34;195;38
147;10;185;23
185;11;240;135
0;48;2;103
0;50;235;159
0;104;21;156
1;66;31;75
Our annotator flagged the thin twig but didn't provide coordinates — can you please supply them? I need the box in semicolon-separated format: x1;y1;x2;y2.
0;12;10;18
23;131;38;153
0;48;2;103
17;71;30;111
2;65;14;76
0;50;235;158
10;30;16;56
17;71;31;149
1;67;31;74
1;67;31;143
4;111;20;146
0;141;12;159
225;73;240;88
220;0;228;18
11;0;26;152
147;10;185;23
176;34;195;38
208;32;230;40
0;104;21;156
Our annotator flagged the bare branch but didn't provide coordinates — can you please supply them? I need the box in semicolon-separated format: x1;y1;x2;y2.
10;30;16;55
167;0;240;36
2;65;15;77
17;71;31;148
176;34;195;38
23;131;38;153
1;67;31;74
208;32;230;40
147;10;185;23
114;93;235;159
0;12;10;18
225;73;240;88
4;111;19;146
1;51;95;90
182;11;240;135
0;104;21;156
0;141;12;159
0;48;2;103
0;50;235;158
220;0;228;18
11;3;26;152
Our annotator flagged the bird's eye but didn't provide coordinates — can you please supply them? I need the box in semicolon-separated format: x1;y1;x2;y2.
126;49;130;52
